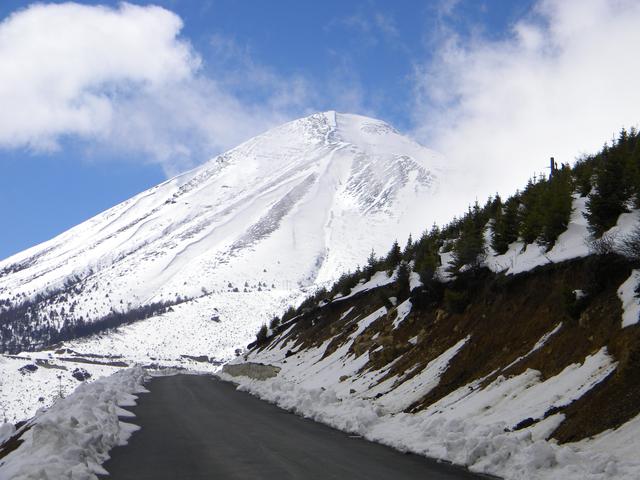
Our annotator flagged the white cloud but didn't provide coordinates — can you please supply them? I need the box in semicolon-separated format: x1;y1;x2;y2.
0;2;307;174
0;3;196;149
413;0;640;220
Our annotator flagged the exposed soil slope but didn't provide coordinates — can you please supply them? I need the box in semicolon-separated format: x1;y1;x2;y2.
254;255;640;444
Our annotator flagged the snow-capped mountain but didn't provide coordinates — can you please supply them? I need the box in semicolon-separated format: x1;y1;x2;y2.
0;111;444;359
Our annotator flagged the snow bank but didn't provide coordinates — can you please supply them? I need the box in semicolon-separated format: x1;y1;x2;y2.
577;411;640;464
220;368;639;480
617;270;640;328
0;367;148;480
409;271;423;291
425;348;616;429
221;329;637;480
334;270;395;302
485;198;640;277
391;299;412;329
0;424;15;446
369;412;635;479
485;196;591;275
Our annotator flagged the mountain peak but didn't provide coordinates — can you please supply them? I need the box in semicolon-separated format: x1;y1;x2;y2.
276;110;402;144
0;112;445;363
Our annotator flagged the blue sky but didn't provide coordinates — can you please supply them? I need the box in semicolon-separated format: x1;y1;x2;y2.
2;0;640;259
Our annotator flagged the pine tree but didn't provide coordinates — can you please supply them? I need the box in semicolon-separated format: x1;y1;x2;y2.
519;178;545;244
256;324;268;344
414;228;440;282
585;138;632;236
573;156;596;197
540;165;573;248
627;129;640;208
403;234;413;259
492;195;520;254
395;261;411;300
450;202;486;272
385;240;402;274
484;194;502;218
365;249;378;280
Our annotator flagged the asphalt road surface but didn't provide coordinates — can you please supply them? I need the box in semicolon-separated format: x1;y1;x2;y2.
102;375;489;479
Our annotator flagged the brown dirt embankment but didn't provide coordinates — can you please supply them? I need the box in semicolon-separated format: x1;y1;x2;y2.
258;254;640;443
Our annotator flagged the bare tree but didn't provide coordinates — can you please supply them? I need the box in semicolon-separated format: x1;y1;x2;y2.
586;231;619;256
619;225;640;262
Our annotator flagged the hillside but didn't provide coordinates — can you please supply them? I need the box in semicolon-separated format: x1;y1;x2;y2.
224;129;640;479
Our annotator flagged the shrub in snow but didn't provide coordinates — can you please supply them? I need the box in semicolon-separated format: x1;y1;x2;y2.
18;365;38;375
587;231;619;256
255;324;269;344
269;316;281;329
619;225;640;264
71;368;91;382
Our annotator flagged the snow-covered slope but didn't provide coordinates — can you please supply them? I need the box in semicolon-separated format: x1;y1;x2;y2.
0;111;443;359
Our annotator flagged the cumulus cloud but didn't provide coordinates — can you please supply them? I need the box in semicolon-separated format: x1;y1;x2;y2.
0;3;195;149
0;2;306;173
413;0;640;220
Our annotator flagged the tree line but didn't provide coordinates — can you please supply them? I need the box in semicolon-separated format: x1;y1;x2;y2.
0;281;185;354
258;127;640;340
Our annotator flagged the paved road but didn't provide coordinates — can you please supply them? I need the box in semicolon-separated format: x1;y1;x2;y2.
102;375;487;479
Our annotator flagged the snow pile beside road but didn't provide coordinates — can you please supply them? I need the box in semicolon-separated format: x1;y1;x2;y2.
219;372;384;436
0;367;148;480
221;372;639;480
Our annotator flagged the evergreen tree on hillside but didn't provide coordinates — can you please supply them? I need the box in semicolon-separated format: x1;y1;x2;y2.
626;129;640;208
519;178;546;244
540;165;573;248
484;194;502;218
492;195;520;254
365;249;378;280
396;260;411;300
385;240;402;274
403;234;413;260
414;227;440;282
585;138;632;236
450;202;486;271
573;155;596;197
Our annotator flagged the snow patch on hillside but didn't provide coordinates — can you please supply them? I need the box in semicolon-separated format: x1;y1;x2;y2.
376;336;469;412
485;195;591;275
618;270;640;328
